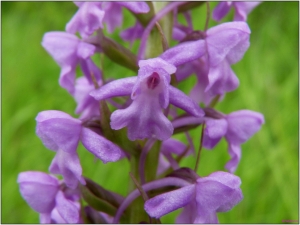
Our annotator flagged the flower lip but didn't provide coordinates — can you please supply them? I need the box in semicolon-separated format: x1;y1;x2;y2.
147;72;160;90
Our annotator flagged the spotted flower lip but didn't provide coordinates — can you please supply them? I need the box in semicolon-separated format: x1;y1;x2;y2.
90;58;204;141
144;171;243;224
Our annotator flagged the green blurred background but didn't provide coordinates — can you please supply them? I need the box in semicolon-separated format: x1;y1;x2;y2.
1;2;299;223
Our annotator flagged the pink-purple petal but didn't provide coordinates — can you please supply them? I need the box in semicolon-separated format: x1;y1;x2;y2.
81;127;123;163
17;172;59;213
90;77;137;101
233;2;261;21
225;110;265;144
206;22;250;66
212;2;232;21
138;58;177;75
49;150;85;189
169;85;204;117
144;184;195;218
66;2;104;39
195;171;243;222
116;2;150;14
225;143;242;173
36;111;82;153
206;60;240;95
55;191;80;223
110;93;173;141
203;118;228;149
160;40;206;67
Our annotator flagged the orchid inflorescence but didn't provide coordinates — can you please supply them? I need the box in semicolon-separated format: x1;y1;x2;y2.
18;1;264;224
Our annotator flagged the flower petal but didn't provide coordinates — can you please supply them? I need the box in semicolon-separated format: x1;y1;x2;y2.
81;127;123;163
66;2;104;39
169;85;204;117
206;22;250;66
144;184;195;218
195;171;243;222
90;77;137;101
17;172;59;213
205;60;240;95
55;191;80;223
203;118;228;149
138;58;177;75
49;150;85;189
160;40;206;67
233;2;261;21
116;2;150;14
225;143;242;173
212;2;232;21
102;2;122;33
110;93;173;141
225;110;265;145
41;32;79;67
36;111;82;153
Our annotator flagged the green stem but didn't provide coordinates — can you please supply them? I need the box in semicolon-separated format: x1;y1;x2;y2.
194;123;205;172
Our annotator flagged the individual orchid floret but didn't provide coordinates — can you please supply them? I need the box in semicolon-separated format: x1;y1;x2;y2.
172;108;264;173
17;171;81;224
213;2;261;22
203;109;265;173
160;21;250;105
36;110;123;188
42;32;101;94
66;2;104;39
90;58;204;141
144;171;243;223
67;2;149;37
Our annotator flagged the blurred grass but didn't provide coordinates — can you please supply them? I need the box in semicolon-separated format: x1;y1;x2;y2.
1;2;298;224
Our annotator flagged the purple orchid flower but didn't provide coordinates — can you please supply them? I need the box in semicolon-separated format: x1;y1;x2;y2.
213;1;261;22
160;21;250;105
203;109;265;173
66;1;150;37
144;171;243;223
172;109;264;173
36;110;123;188
42;32;101;94
90;57;204;141
17;171;81;224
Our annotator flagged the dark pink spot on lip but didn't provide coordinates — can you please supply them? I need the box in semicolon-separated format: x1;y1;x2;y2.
147;72;160;90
